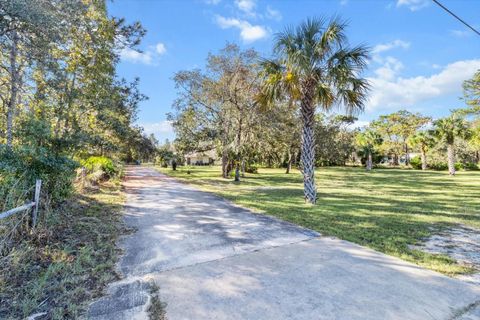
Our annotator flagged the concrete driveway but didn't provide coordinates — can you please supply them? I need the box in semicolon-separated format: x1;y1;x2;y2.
88;166;479;320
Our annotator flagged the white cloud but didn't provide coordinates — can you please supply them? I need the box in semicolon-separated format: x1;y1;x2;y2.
235;0;256;14
396;0;429;11
374;56;404;80
372;40;410;55
120;47;153;65
155;43;167;55
119;42;167;65
266;6;282;21
215;15;268;42
367;59;480;111
348;120;370;129
141;121;174;136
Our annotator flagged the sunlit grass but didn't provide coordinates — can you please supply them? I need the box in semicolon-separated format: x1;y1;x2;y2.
156;165;480;275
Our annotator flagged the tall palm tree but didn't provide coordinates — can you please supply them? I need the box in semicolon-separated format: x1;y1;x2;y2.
258;17;370;204
408;131;435;170
432;116;471;175
355;129;382;171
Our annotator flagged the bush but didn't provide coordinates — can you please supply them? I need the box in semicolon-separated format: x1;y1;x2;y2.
463;162;479;171
429;162;462;171
245;163;259;174
455;162;463;171
81;156;119;180
429;162;448;171
410;156;422;170
0;145;77;205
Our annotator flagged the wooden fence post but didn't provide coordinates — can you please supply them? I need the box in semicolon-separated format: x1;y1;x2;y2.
32;179;42;227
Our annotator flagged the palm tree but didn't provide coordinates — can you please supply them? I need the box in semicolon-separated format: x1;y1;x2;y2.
408;131;435;170
355;129;382;171
258;17;370;204
432;116;471;175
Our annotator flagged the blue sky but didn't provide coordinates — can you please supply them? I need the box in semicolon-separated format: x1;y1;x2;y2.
108;0;480;142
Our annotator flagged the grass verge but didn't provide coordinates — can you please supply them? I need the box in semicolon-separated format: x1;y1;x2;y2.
156;165;480;276
0;180;127;319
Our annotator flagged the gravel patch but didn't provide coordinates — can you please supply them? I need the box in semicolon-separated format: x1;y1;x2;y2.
410;225;480;285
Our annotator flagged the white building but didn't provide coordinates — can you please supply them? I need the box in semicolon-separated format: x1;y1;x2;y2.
185;149;218;165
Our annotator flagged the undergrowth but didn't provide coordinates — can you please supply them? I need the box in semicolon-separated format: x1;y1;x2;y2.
0;180;128;319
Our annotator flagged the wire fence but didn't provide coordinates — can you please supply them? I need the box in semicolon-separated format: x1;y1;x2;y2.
0;180;41;255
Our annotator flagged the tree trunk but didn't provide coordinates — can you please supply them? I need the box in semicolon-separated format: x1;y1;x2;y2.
366;151;372;171
421;149;427;170
404;143;410;165
234;114;243;182
447;143;455;175
221;150;228;178
286;149;292;174
300;93;316;204
6;30;19;147
234;159;240;182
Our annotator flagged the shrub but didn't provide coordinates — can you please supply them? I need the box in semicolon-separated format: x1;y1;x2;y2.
463;162;479;170
410;156;422;170
454;162;463;171
429;162;448;171
245;163;259;174
0;145;77;205
81;156;119;180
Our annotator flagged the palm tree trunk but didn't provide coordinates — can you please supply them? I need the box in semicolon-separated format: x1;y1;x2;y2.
300;95;316;204
366;151;372;171
421;150;427;170
447;143;455;175
6;30;19;147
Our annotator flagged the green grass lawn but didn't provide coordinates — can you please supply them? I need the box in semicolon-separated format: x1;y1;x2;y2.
156;165;480;276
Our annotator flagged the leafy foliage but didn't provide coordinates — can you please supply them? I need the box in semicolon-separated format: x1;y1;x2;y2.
0;145;77;204
0;0;149;202
81;156;119;180
410;156;422;170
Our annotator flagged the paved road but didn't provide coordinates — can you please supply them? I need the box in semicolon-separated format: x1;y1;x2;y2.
88;166;479;320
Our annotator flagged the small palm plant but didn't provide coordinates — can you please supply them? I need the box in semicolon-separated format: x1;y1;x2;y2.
432;116;471;175
408;131;435;170
355;129;382;171
258;17;370;204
